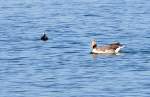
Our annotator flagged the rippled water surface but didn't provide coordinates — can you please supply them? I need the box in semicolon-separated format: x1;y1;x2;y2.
1;0;150;97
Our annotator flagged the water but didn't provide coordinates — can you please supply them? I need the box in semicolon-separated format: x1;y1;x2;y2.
0;0;150;97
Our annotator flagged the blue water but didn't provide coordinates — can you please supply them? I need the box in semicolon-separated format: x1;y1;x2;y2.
1;0;150;97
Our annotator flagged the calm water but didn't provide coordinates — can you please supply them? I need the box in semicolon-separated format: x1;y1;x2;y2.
1;0;150;97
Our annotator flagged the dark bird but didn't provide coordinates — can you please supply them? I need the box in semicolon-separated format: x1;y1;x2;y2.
41;32;48;41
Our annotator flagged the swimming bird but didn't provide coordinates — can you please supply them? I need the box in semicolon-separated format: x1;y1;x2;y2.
41;32;48;41
91;39;124;54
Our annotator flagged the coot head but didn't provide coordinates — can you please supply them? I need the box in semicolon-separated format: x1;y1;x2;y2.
41;32;48;41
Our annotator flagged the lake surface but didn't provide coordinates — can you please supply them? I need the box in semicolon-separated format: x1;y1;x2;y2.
1;0;150;97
